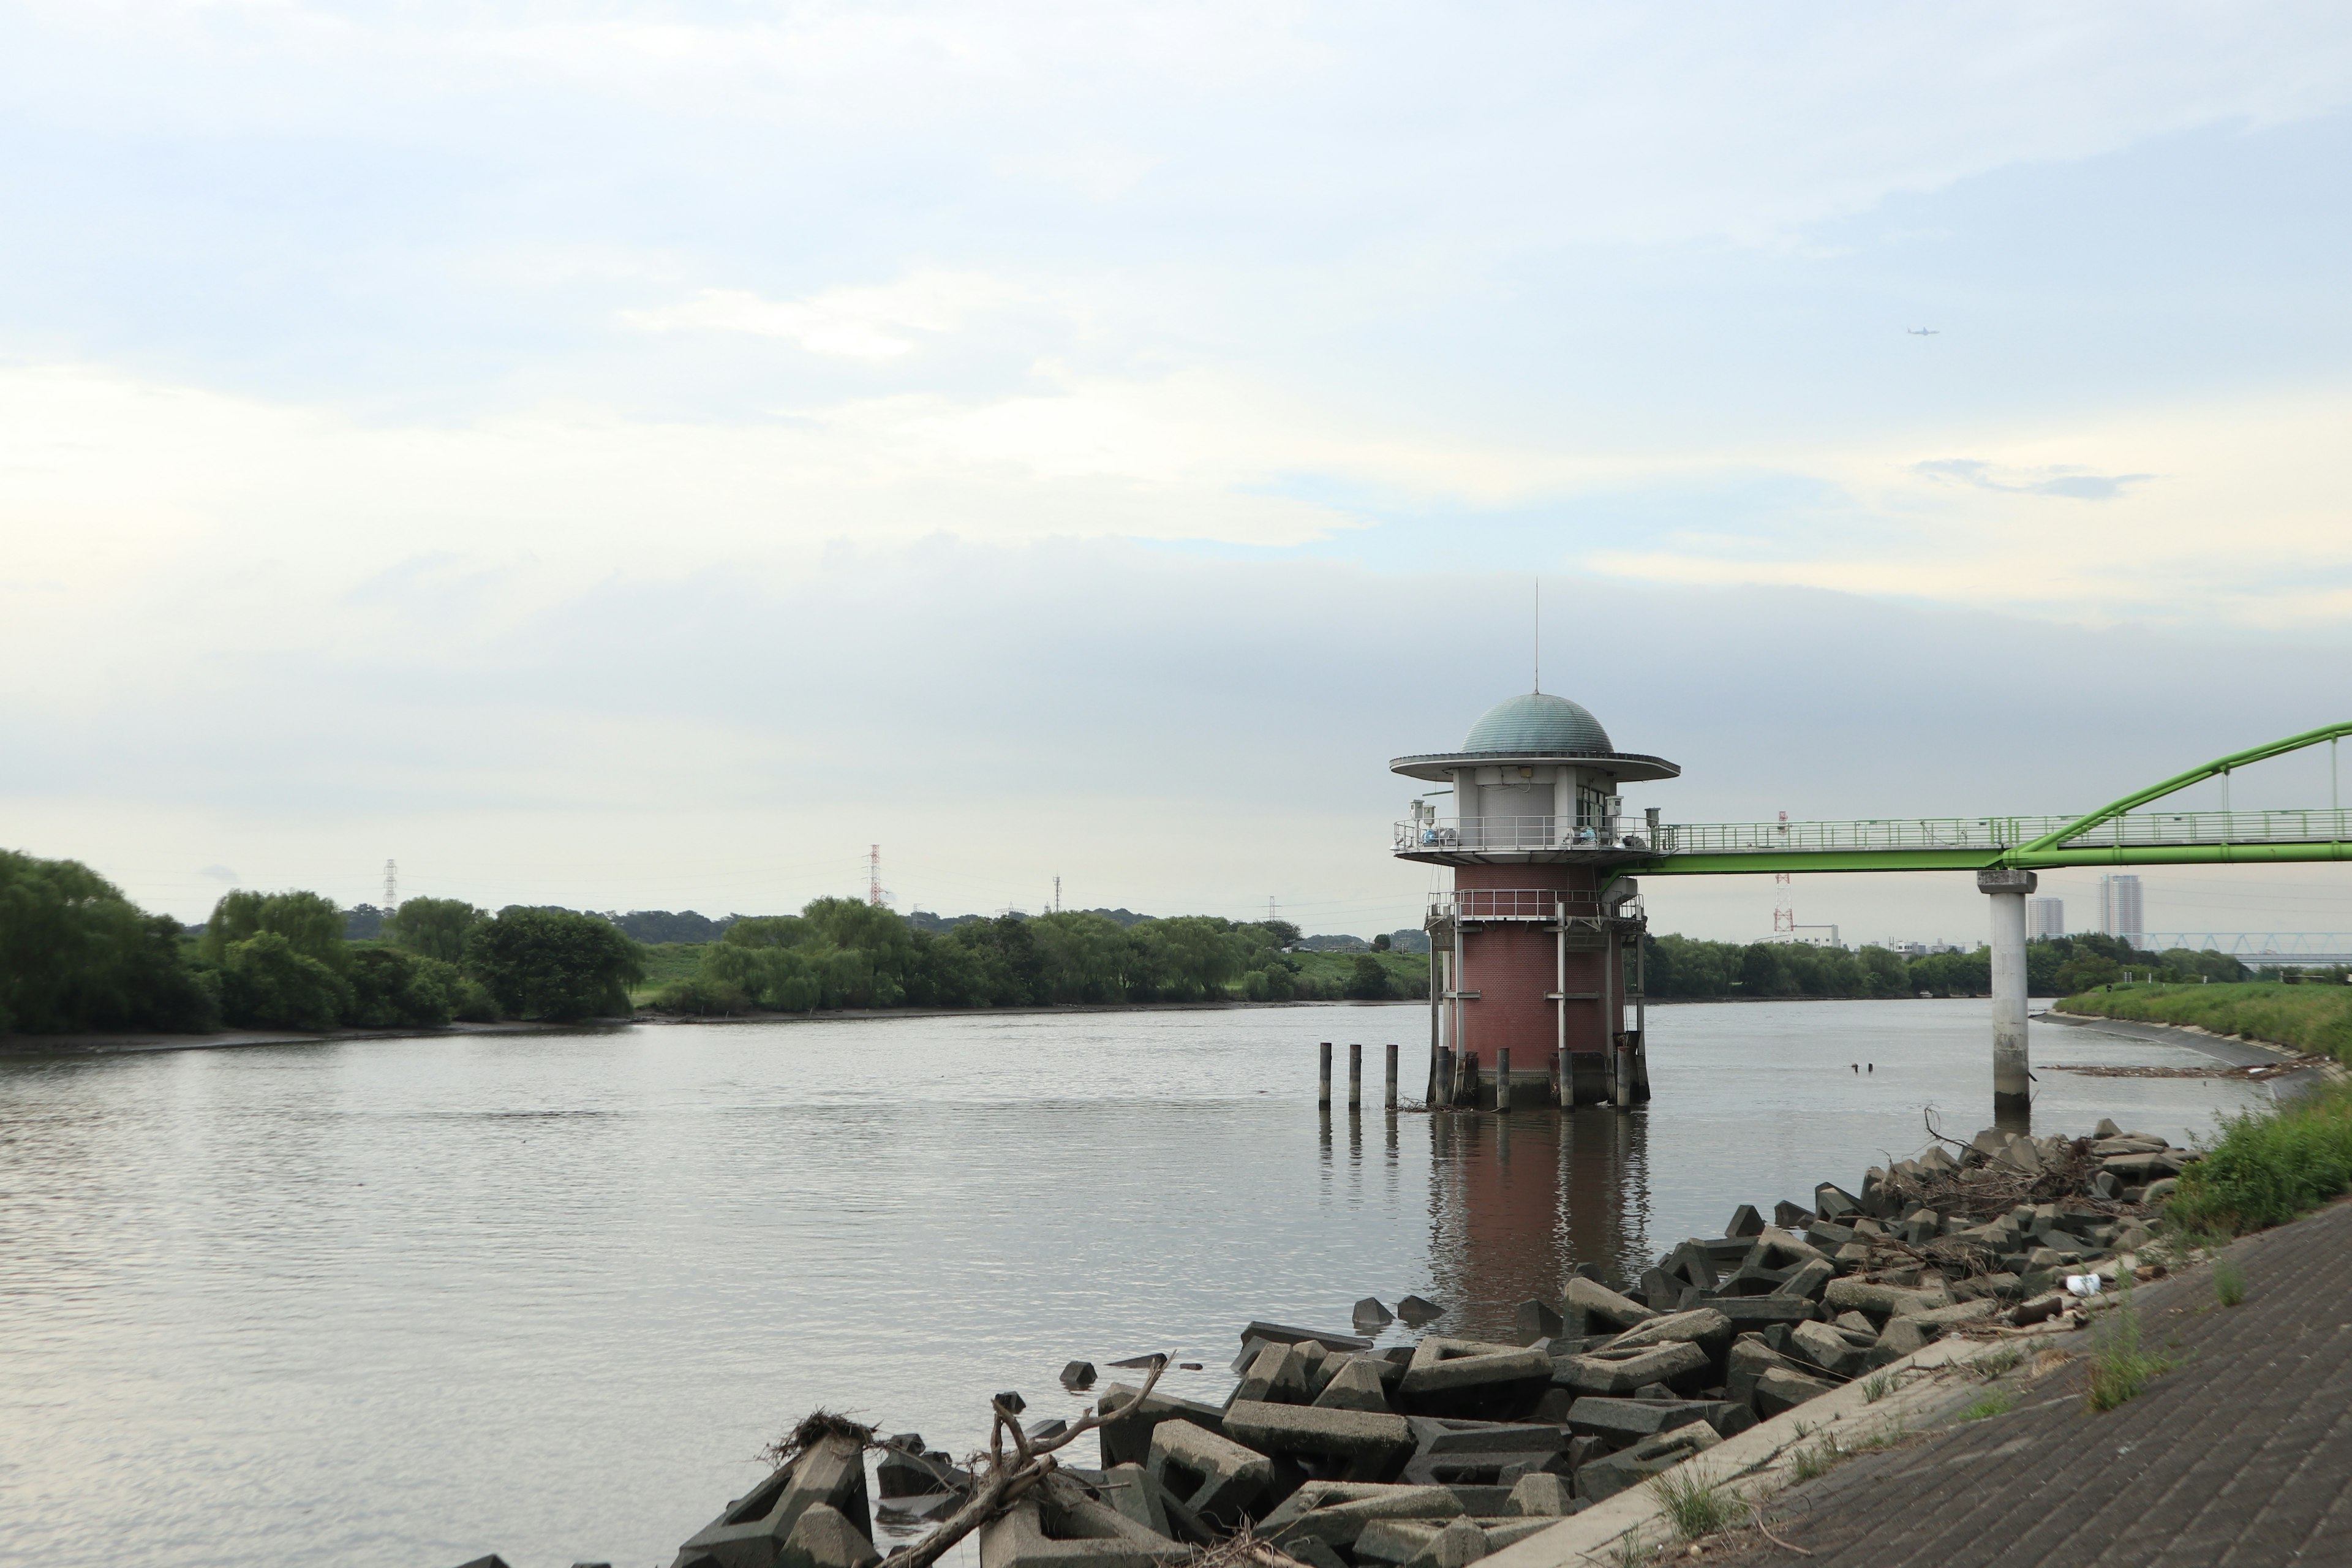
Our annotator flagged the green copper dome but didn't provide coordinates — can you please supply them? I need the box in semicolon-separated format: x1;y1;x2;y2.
1463;692;1613;755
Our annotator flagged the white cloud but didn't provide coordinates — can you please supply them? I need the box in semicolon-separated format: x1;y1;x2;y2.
619;273;1017;360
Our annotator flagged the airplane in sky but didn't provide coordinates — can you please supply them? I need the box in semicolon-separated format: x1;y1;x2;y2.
1907;327;1940;336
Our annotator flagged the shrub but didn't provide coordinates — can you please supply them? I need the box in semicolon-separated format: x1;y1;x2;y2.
344;946;456;1029
219;932;354;1031
2214;1255;2247;1308
2168;1084;2352;1235
652;976;754;1016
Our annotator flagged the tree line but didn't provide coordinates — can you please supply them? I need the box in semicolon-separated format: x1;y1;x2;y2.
657;905;1427;1013
0;850;642;1034
1642;930;2252;1001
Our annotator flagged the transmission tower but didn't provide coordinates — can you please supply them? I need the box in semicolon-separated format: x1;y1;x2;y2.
1054;875;1061;914
868;845;883;907
1773;872;1795;935
383;859;398;911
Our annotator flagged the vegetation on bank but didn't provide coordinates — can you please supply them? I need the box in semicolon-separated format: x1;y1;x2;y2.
2167;1081;2352;1236
0;851;642;1034
1638;930;2248;1001
644;905;1430;1014
2056;980;2352;1062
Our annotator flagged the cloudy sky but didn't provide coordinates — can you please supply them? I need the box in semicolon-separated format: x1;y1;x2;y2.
4;0;2351;944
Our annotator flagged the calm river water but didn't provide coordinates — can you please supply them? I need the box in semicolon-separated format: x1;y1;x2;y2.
0;1000;2265;1568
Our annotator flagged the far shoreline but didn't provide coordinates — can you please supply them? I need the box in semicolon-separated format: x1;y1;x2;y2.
10;991;2033;1059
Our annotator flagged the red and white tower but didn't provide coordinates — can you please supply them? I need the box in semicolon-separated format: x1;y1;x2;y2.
1392;692;1679;1108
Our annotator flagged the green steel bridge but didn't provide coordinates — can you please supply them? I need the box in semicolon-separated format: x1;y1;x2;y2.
1624;722;2352;880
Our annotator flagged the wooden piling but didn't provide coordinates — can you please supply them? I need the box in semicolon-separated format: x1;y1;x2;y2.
1319;1041;1332;1106
1385;1042;1399;1109
1349;1041;1362;1106
1498;1047;1512;1113
1436;1045;1456;1105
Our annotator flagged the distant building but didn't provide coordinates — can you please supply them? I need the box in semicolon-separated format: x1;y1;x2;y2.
1766;924;1842;949
2029;897;2065;940
1882;940;1963;957
2100;875;2144;945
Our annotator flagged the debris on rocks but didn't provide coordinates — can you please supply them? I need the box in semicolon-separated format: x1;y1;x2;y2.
642;1117;2198;1568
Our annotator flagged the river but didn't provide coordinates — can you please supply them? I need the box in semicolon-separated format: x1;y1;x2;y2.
0;1000;2266;1568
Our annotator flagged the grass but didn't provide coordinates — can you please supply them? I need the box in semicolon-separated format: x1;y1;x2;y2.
1789;1437;1844;1481
1608;1532;1656;1568
628;941;710;1005
1861;1371;1895;1403
2055;979;2352;1061
1972;1345;2025;1382
2214;1255;2248;1308
1959;1389;2019;1420
1649;1464;1740;1541
2168;1080;2352;1235
2085;1281;2176;1412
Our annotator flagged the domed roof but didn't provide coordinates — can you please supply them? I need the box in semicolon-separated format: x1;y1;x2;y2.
1463;692;1613;755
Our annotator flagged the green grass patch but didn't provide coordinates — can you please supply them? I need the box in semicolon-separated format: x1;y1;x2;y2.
1861;1371;1895;1403
1959;1389;2018;1420
2214;1256;2248;1307
628;942;709;1005
1789;1437;1843;1481
2056;980;2352;1061
1649;1464;1740;1541
2086;1283;2175;1412
2168;1080;2352;1235
1972;1345;2025;1382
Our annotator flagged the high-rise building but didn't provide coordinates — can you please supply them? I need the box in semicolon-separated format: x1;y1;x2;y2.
2099;875;2144;944
2028;897;2065;939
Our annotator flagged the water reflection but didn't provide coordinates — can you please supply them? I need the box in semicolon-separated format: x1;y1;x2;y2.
1425;1108;1650;1341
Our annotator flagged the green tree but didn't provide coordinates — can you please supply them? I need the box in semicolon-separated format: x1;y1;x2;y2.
200;889;349;970
0;851;217;1034
1858;945;1911;997
1347;954;1393;1000
385;897;488;964
344;947;457;1028
2055;952;2124;994
218;931;353;1030
466;907;645;1020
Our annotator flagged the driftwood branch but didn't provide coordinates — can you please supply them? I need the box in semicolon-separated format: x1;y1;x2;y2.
1749;1502;1814;1557
887;1354;1173;1568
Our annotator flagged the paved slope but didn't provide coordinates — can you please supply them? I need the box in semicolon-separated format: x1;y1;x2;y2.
1719;1197;2352;1566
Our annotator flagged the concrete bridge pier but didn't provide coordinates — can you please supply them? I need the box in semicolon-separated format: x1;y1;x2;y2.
1978;867;2036;1109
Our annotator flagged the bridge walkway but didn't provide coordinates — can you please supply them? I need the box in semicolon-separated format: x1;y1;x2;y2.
1710;1195;2352;1567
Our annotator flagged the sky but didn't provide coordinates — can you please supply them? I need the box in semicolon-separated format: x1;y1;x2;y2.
4;1;2352;945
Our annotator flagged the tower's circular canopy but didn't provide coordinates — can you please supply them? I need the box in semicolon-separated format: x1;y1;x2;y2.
1390;690;1679;783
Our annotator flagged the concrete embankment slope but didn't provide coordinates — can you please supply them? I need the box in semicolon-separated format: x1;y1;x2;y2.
1700;1197;2352;1567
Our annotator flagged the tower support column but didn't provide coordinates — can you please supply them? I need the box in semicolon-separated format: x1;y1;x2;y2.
1980;867;2037;1109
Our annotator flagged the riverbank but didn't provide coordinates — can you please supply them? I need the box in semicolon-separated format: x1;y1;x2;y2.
1690;1191;2352;1567
2053;981;2352;1063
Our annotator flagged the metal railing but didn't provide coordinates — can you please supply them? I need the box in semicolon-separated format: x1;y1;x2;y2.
1650;809;2352;855
1400;809;2352;861
1651;817;2072;854
1427;889;1645;922
1395;815;1660;853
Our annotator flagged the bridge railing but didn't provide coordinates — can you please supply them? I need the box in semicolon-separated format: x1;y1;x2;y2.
1649;809;2352;854
1653;817;2075;854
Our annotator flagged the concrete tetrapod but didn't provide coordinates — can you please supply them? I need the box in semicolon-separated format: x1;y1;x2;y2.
976;1472;1188;1568
1142;1419;1272;1530
673;1433;871;1568
1222;1399;1416;1480
1257;1482;1464;1551
778;1504;881;1568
